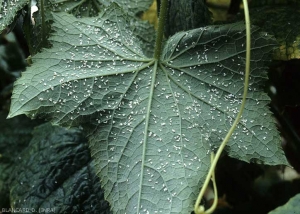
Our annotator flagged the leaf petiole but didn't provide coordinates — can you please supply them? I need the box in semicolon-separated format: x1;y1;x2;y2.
154;0;167;59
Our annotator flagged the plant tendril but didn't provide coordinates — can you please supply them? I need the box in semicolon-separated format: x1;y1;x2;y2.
194;0;251;213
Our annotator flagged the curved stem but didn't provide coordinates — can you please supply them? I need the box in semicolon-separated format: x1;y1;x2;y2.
194;0;251;213
205;153;218;214
154;0;168;59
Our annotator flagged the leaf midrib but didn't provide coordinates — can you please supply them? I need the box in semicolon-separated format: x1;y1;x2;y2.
137;60;157;213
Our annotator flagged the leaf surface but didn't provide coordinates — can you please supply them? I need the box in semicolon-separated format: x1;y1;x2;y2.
50;0;152;16
98;0;152;14
268;193;300;214
8;5;288;213
0;0;28;34
129;18;155;57
0;112;41;209
9;123;111;213
26;0;154;56
50;0;103;17
161;25;287;165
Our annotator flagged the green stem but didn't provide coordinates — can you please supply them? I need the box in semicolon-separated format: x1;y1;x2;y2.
41;0;46;43
205;153;218;214
154;0;168;59
194;0;251;213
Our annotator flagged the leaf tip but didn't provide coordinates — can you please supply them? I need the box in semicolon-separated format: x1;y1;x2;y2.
7;111;18;119
7;107;23;119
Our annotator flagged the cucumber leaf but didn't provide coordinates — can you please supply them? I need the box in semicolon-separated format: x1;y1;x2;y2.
8;4;288;213
9;123;111;213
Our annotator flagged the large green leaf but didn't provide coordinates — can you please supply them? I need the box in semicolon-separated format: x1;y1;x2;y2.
0;0;28;34
8;5;287;213
160;26;287;166
9;123;111;213
268;193;300;214
0;112;41;209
